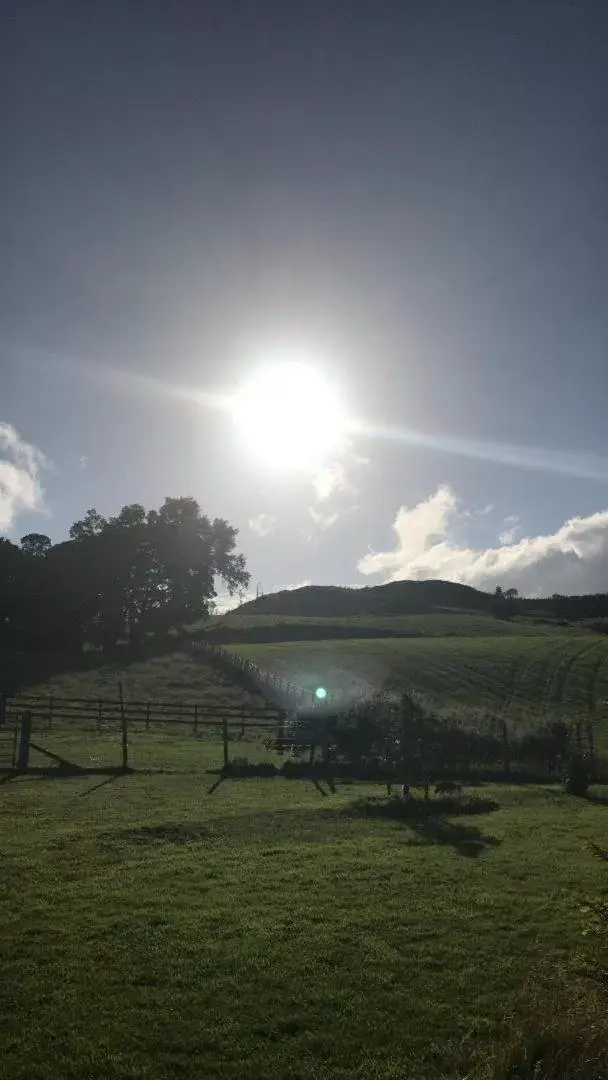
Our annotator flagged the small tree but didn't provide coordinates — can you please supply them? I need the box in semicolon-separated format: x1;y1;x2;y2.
20;533;51;559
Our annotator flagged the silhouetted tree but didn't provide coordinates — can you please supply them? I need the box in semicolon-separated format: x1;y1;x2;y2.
0;497;248;652
20;533;51;559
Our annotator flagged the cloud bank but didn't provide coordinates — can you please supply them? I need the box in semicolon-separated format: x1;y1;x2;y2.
0;424;47;533
358;485;608;596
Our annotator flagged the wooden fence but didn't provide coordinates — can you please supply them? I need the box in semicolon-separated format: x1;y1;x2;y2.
0;692;285;731
0;692;289;774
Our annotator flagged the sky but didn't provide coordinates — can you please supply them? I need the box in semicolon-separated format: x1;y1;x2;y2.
2;0;608;603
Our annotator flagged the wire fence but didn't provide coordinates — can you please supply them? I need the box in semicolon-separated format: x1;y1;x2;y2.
191;637;371;712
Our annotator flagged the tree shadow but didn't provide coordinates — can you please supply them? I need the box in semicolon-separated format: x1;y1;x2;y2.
345;794;501;858
404;815;501;858
584;792;608;806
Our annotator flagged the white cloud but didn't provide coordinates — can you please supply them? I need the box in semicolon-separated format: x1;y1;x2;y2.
312;461;350;501
248;513;276;537
463;502;495;519
306;440;369;536
0;424;47;533
357;485;608;597
308;506;340;530
499;515;520;545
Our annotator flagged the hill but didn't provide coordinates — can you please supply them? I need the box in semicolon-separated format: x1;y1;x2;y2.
238;580;496;616
236;579;608;625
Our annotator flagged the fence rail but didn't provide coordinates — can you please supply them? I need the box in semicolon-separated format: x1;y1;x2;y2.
0;692;287;732
0;691;291;774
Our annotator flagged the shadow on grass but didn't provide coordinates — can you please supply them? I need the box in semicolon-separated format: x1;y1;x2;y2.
584;792;608;806
345;794;501;858
405;815;501;857
0;765;189;798
79;773;126;797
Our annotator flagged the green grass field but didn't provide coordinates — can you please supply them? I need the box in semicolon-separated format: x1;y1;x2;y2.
231;634;608;728
196;611;574;639
3;626;608;1076
9;651;265;707
1;731;608;1080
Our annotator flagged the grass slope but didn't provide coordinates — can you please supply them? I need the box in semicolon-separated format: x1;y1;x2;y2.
1;747;607;1079
232;635;608;728
11;651;263;707
197;611;573;640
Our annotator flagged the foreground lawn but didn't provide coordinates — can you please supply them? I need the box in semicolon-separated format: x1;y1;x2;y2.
1;736;607;1079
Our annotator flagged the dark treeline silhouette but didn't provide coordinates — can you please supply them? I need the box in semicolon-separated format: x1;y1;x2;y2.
0;497;249;653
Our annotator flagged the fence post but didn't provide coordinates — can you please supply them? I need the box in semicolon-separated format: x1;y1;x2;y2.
586;721;595;762
119;682;129;772
222;716;229;770
48;696;53;730
501;718;510;774
401;694;412;791
0;694;6;728
146;703;151;731
17;711;32;772
97;699;103;734
11;719;19;768
193;704;198;734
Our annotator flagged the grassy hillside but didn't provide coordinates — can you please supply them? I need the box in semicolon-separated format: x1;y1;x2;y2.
11;651;264;708
1;757;607;1079
196;611;578;641
231;635;608;728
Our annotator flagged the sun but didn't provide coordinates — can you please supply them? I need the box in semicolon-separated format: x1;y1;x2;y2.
231;361;345;468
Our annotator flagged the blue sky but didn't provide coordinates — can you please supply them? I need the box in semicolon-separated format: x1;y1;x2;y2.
2;2;608;600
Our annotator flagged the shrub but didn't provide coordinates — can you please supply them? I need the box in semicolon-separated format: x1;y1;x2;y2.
564;755;590;797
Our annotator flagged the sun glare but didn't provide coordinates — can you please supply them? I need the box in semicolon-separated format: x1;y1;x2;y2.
232;360;345;468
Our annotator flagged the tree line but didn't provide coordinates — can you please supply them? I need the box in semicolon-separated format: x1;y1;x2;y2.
0;497;249;652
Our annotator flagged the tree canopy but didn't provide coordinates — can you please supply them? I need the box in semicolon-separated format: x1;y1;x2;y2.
0;496;249;651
